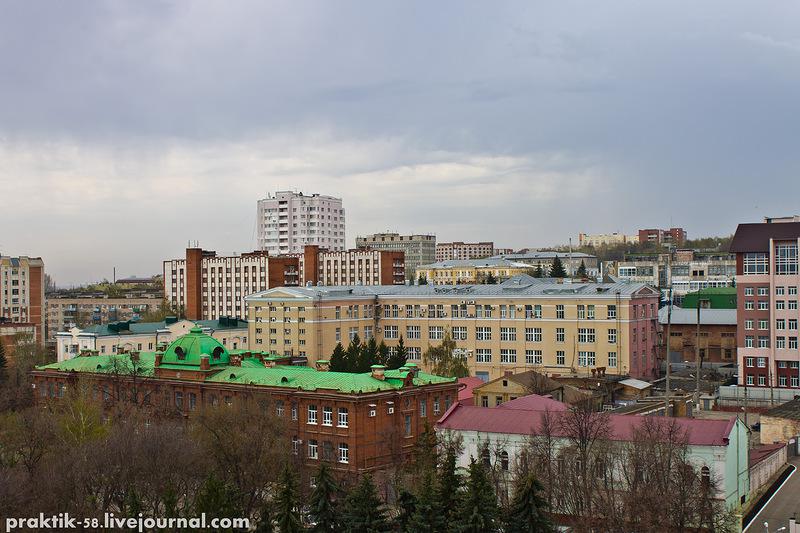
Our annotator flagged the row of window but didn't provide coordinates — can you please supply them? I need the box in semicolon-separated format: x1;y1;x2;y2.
745;319;799;330
745;358;800;369
473;349;618;368
378;303;624;320
294;439;349;463
745;374;800;387
383;325;620;344
744;300;800;310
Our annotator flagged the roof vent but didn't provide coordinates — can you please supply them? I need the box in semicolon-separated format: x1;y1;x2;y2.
229;373;236;379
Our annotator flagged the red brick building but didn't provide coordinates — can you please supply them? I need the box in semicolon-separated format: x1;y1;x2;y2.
31;327;457;475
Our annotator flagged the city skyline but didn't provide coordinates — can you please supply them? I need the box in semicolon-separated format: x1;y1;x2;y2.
2;1;800;285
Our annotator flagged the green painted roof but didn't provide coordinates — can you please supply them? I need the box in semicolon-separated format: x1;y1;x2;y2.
36;353;157;376
681;287;737;309
161;327;229;367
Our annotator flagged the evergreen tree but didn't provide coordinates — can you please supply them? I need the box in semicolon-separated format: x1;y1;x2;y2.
418;274;428;285
341;474;390;533
0;341;7;382
124;488;142;517
330;342;347;372
575;260;587;278
533;264;544;278
194;474;241;520
359;337;379;372
274;466;302;533
377;341;390;367
549;256;567;278
436;446;462;527
386;336;407;370
309;462;340;533
396;489;417;533
412;422;439;482
456;459;500;533
504;472;553;533
485;272;498;284
254;506;274;533
345;334;362;373
408;469;444;531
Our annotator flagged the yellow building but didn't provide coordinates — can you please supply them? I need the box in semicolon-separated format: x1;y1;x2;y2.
415;258;531;285
245;276;660;382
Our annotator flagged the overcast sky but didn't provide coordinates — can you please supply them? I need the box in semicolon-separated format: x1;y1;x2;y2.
2;1;799;285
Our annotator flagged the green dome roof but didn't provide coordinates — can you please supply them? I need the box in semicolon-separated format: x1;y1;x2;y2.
161;326;229;367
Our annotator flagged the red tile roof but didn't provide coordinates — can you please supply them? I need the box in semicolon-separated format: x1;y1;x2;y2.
436;404;737;447
457;377;484;403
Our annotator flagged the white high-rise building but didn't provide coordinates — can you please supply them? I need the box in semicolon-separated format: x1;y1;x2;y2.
257;191;346;255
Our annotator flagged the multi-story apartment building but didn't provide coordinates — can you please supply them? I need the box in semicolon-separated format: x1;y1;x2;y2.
435;242;496;262
416;258;531;285
356;233;435;281
491;251;600;277
638;227;687;247
730;217;800;389
54;316;248;362
0;255;45;342
245;277;661;381
164;246;405;321
578;233;639;247
257;191;345;255
33;327;458;476
608;250;736;304
46;293;162;341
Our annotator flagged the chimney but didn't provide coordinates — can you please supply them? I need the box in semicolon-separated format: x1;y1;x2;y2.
316;360;330;372
371;364;386;381
154;353;163;367
263;357;276;368
230;354;242;367
405;362;420;377
130;351;140;362
200;355;210;371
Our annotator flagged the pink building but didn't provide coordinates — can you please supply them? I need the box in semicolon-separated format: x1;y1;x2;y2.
731;217;800;389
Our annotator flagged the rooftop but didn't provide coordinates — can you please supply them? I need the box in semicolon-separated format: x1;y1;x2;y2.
730;221;800;253
490;251;596;260
763;397;800;421
418;258;531;269
657;307;737;326
64;317;247;337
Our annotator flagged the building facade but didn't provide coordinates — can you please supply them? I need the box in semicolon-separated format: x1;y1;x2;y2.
638;227;687;247
46;295;161;341
491;251;599;277
55;317;248;362
257;191;345;255
416;258;532;285
730;218;800;389
435;242;496;262
658;307;737;365
245;277;661;381
32;328;458;476
578;233;639;248
356;233;435;281
1;255;45;342
164;246;404;321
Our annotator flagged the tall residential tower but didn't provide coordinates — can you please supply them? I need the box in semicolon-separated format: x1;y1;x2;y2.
257;191;345;255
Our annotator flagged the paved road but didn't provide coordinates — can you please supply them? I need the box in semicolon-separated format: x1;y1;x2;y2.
745;457;800;532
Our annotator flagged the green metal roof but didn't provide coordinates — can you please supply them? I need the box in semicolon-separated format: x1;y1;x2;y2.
681;287;737;309
161;327;229;367
36;353;157;376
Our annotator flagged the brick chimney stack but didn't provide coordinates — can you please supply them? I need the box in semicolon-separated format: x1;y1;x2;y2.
200;355;210;371
371;364;386;381
316;360;330;372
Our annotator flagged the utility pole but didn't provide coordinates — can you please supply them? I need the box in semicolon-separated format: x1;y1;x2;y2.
694;304;701;414
664;250;673;417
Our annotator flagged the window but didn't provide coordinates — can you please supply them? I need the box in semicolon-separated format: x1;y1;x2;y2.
429;326;444;340
745;357;754;367
790;319;798;330
758;287;769;296
500;349;517;364
307;405;318;425
743;253;769;274
775;243;798;275
777;286;786;296
189;393;197;411
779;376;787;387
578;351;596;367
452;326;467;340
759;319;768;330
556;350;565;365
500;451;510;471
292;436;299;455
308;440;318;459
322;406;333;426
556;328;565;342
587;305;595;319
175;391;183;409
777;319;786;330
607;329;617;344
433;397;441;415
578;328;596;343
758;375;766;386
338;443;349;463
790;337;798;349
404;414;412;437
607;305;617;319
777;337;786;349
534;304;542;319
745;301;754;310
387;402;395;415
408;347;422;360
500;327;517;341
793;376;800;388
368;405;376;417
291;402;298;420
744;287;754;296
745;335;754;348
526;328;542;342
745;319;754;330
758;301;769;311
776;300;785;310
384;326;398;339
790;286;798;295
608;352;617;368
526;349;542;365
336;408;349;427
746;375;754;386
335;328;341;342
758;336;770;348
790;301;798;310
577;305;585;319
556;305;564;319
476;349;492;363
757;357;766;368
476;327;492;341
420;400;427;417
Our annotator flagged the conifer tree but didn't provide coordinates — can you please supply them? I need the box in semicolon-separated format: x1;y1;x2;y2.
345;334;362;372
194;474;241;520
386;336;408;370
396;489;417;533
274;466;302;533
533;264;544;278
418;274;428;285
485;272;498;284
456;458;500;533
359;337;380;372
255;506;274;533
330;342;347;372
0;341;7;382
309;462;340;533
377;341;390;367
408;469;443;531
436;446;462;527
503;472;553;533
549;256;567;278
576;260;587;278
341;474;390;533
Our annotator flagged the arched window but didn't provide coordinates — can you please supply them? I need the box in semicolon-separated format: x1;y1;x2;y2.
500;451;510;471
701;466;710;491
212;346;223;360
175;347;186;360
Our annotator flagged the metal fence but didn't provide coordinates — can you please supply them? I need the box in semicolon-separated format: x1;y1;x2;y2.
718;385;800;408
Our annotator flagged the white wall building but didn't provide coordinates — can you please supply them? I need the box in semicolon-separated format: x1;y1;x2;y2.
257;191;345;255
